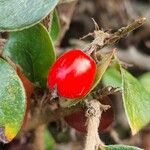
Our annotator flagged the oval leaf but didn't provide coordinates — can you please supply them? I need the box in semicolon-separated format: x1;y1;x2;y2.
121;68;150;134
0;59;26;143
104;144;142;150
4;24;56;88
102;67;122;88
91;50;115;91
0;0;59;31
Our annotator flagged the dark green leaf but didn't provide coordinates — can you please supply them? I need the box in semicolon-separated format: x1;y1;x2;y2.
102;67;122;88
139;72;150;93
121;68;150;134
0;0;59;31
50;9;61;42
104;144;142;150
4;24;56;88
0;58;26;143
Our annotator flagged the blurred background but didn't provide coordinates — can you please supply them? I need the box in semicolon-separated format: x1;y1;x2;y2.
1;0;150;149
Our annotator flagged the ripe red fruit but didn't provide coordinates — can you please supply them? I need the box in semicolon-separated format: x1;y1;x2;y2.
48;49;96;99
64;96;114;133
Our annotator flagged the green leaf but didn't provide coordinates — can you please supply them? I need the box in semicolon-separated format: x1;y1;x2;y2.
139;72;150;93
50;9;61;42
0;58;26;143
44;129;55;150
91;50;115;91
104;144;142;150
0;0;59;31
102;67;122;88
3;24;56;88
121;68;150;134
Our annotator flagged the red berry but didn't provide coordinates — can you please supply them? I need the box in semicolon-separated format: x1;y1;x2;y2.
48;49;96;99
64;96;114;133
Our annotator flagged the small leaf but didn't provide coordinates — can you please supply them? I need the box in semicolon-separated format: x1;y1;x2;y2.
139;72;150;93
102;67;122;88
91;50;115;91
50;9;61;42
104;144;142;150
0;0;59;31
44;129;55;150
4;24;56;88
121;68;150;134
0;58;26;143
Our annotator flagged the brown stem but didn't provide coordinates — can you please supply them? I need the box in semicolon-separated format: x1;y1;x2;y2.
103;17;146;48
92;86;120;99
84;17;146;54
26;125;45;150
84;100;105;150
25;103;83;131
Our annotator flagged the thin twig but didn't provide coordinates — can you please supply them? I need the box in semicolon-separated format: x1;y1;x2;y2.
92;86;121;99
83;17;146;54
103;17;146;48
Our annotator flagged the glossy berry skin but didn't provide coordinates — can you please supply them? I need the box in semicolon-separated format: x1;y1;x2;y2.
64;96;114;133
48;49;96;99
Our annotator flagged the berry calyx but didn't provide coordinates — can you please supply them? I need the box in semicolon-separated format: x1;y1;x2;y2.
48;49;96;99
